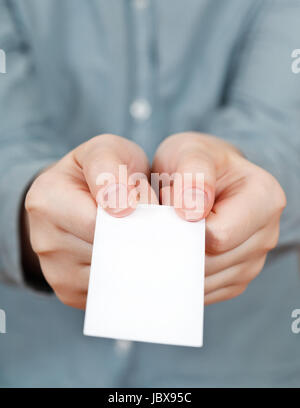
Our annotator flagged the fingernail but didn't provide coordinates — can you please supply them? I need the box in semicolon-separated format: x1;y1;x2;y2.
182;211;202;221
182;188;208;221
182;188;206;210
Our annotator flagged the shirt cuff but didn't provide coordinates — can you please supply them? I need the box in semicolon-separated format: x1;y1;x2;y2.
0;159;56;289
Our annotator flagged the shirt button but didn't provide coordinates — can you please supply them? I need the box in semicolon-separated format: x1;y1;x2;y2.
133;0;149;9
115;340;132;355
130;99;152;121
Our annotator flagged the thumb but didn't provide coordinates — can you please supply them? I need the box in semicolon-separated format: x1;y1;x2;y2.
153;133;217;221
173;149;216;221
74;134;156;217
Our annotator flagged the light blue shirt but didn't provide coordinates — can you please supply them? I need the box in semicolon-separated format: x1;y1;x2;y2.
0;0;300;387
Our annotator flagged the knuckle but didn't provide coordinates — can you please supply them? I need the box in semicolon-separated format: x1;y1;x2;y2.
232;284;248;299
37;263;62;293
47;272;70;298
268;175;287;213
258;171;287;214
47;276;63;294
28;229;58;256
55;290;85;309
31;240;56;256
239;258;266;284
25;172;53;214
268;235;279;252
24;186;39;214
264;228;280;252
45;266;87;301
208;226;231;254
275;185;287;213
54;291;71;307
244;265;262;282
29;235;44;255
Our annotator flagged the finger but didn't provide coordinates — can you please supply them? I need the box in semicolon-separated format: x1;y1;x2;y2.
153;133;218;221
55;290;87;310
27;170;98;244
205;222;279;276
39;256;90;297
204;284;248;305
72;134;151;216
159;180;210;220
174;150;215;221
205;256;266;295
29;218;92;263
206;172;282;255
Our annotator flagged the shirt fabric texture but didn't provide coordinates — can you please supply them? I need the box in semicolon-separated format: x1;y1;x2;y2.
0;0;300;387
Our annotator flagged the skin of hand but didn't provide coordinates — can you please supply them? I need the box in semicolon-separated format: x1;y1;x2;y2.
152;132;287;305
24;134;158;309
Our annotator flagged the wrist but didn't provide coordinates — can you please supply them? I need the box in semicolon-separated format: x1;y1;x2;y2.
19;183;52;292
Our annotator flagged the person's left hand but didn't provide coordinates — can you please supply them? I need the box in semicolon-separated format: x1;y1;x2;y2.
152;132;286;305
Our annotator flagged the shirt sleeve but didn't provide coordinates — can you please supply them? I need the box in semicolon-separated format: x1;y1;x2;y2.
0;1;64;286
200;0;300;247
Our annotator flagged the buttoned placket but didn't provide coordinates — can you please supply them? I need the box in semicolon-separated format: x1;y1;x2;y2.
115;0;155;356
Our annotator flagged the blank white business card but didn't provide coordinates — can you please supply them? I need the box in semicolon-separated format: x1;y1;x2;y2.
84;204;205;347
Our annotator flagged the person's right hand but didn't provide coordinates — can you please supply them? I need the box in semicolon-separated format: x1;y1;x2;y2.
24;134;156;309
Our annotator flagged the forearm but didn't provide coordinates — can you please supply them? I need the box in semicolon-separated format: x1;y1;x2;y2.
0;117;63;288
